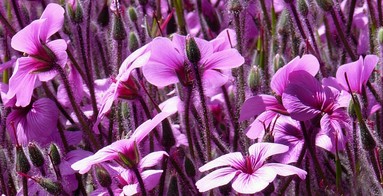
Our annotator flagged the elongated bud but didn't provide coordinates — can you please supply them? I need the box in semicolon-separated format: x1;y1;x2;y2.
377;28;383;45
129;32;140;53
247;66;261;93
315;0;334;12
229;0;242;13
298;0;309;16
113;15;127;40
16;146;30;173
273;54;285;72
184;156;196;177
186;36;201;64
49;144;61;166
67;0;84;23
128;6;138;23
97;2;110;27
277;10;291;36
28;143;45;167
167;175;179;196
95;164;112;187
36;177;63;196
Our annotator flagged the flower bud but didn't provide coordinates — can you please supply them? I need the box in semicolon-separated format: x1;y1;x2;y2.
128;6;138;23
28;143;45;167
67;0;84;23
49;144;61;166
277;10;291;36
97;2;110;27
113;15;127;40
315;0;334;12
184;156;196;177
377;28;383;45
186;36;201;64
95;164;112;187
298;0;309;17
129;32;140;53
229;0;242;13
167;175;179;196
273;54;285;73
247;65;261;93
16;146;30;173
36;177;63;196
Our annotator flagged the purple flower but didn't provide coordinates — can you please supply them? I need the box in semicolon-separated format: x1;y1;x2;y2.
142;31;244;88
282;71;351;152
195;143;306;194
72;110;174;174
6;98;59;146
7;3;67;107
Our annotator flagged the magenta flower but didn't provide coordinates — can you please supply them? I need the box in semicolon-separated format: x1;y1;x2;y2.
195;143;307;194
6;98;59;146
72;110;174;174
7;3;67;107
142;32;244;88
282;71;351;152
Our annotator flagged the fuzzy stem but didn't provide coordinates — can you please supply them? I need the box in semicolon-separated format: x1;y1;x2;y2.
57;123;70;152
158;158;168;195
259;0;272;34
330;8;357;61
11;0;24;28
191;62;212;161
0;11;16;37
55;65;100;150
346;0;357;34
132;167;147;196
184;86;195;158
169;156;198;194
22;176;27;196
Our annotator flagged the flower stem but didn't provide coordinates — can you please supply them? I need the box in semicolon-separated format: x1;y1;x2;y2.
132;167;147;196
22;176;27;196
0;11;16;37
183;86;195;158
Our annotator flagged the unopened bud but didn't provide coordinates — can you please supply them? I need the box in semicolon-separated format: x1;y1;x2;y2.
315;0;334;12
184;156;196;177
128;6;138;23
49;144;61;166
229;0;242;13
298;0;309;16
277;10;291;36
36;177;63;196
113;15;127;40
273;54;285;72
378;28;383;45
67;0;84;23
167;175;179;196
247;66;261;93
129;32;140;53
186;36;201;64
95;165;112;187
28;143;45;167
97;3;110;27
16;146;30;173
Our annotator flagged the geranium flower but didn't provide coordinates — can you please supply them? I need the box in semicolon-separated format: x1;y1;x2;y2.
7;3;67;107
195;143;306;194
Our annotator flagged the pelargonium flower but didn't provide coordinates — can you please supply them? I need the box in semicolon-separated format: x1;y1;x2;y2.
7;3;67;107
142;30;244;89
195;143;307;194
240;54;320;140
6;98;59;146
72;109;174;174
282;71;351;152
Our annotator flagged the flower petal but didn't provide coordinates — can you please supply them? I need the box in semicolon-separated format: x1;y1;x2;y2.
336;56;363;93
262;163;307;179
240;95;282;121
39;3;65;41
231;171;274;194
196;167;237;192
11;20;44;54
248;143;289;164
199;152;244;172
203;49;244;70
139;151;168;169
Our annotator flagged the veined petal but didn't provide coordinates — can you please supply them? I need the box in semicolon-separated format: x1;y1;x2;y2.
26;98;58;139
232;170;274;194
240;95;282;121
39;3;65;41
336;56;363;93
139;151;168;169
262;163;307;179
199;152;244;172
203;49;244;70
196;167;237;192
245;111;277;139
11;20;44;55
248;143;289;164
362;55;378;85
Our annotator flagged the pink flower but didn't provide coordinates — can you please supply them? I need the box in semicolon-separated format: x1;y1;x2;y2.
72;110;174;174
6;98;59;146
7;3;67;107
195;143;307;194
142;31;244;88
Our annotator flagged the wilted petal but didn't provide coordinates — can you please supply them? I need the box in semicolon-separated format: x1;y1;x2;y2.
196;167;237;192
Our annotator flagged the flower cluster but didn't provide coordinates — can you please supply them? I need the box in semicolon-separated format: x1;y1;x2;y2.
0;0;382;195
